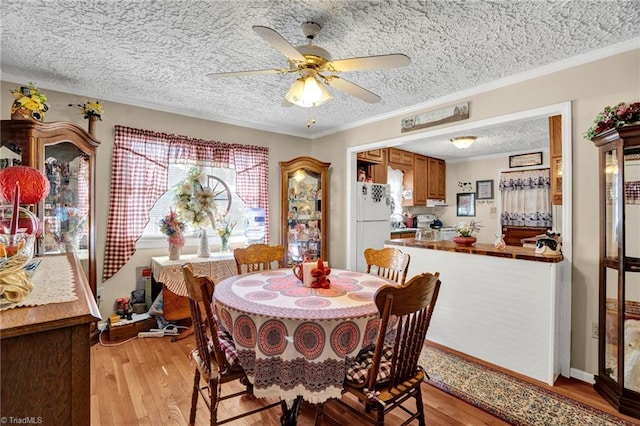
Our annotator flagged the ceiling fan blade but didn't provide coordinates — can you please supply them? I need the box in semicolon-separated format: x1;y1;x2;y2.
252;25;306;62
326;54;410;72
325;76;381;103
206;68;288;79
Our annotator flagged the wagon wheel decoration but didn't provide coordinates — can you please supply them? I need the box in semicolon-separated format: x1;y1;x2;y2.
207;175;232;217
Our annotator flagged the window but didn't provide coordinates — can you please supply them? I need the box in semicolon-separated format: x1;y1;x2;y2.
104;125;269;281
138;163;247;247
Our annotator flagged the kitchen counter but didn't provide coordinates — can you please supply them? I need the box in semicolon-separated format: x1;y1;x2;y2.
390;227;420;234
386;238;563;263
385;238;569;385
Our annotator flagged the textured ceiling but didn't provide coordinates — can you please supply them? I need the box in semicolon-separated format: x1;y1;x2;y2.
1;1;639;159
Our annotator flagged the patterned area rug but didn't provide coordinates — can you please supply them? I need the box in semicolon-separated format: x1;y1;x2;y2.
420;345;636;426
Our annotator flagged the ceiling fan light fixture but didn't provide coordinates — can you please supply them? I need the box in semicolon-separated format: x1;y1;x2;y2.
450;136;477;149
285;75;332;107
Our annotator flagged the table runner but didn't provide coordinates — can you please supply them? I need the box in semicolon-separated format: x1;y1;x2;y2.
0;256;77;311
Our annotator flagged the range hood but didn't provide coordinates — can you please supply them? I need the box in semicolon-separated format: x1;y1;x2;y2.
426;199;447;207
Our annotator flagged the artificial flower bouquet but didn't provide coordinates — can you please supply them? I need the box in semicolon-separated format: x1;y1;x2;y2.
216;215;237;240
455;220;482;237
159;209;186;247
174;166;217;229
584;101;640;140
10;82;49;120
70;100;104;120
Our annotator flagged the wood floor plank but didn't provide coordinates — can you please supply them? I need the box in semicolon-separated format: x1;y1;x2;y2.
90;333;637;425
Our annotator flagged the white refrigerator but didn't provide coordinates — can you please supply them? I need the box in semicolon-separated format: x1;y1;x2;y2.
356;182;391;272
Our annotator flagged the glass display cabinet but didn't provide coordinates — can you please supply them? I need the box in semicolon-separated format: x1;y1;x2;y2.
280;156;330;267
592;123;640;418
1;120;100;297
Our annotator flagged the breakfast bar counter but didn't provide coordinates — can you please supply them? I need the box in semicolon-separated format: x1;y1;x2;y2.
385;238;569;386
386;238;563;263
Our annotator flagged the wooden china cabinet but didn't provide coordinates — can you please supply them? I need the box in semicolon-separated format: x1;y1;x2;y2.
280;156;330;267
592;123;640;419
1;120;100;297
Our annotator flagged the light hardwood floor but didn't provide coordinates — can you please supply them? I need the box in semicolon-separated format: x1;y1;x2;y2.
90;334;637;425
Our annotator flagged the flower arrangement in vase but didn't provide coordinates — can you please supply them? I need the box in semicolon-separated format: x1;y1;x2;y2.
454;220;482;246
10;82;49;121
584;102;640;140
159;209;186;260
69;100;104;135
174;166;219;257
216;215;236;254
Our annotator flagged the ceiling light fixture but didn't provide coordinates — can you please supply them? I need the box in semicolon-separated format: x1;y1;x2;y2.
285;71;333;108
450;136;477;149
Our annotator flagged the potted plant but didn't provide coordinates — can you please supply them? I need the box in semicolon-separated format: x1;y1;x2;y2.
453;220;482;246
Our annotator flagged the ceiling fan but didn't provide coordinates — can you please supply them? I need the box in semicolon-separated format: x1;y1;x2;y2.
206;21;411;108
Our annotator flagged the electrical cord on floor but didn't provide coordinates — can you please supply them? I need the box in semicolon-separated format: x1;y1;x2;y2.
97;322;190;346
98;328;138;347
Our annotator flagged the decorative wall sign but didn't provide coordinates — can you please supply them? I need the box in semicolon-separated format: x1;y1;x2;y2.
509;152;543;168
476;180;494;200
401;102;469;133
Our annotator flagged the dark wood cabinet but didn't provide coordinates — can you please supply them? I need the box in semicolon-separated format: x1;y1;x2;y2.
280;156;331;266
502;225;550;246
0;253;100;424
592;124;640;419
1;120;100;297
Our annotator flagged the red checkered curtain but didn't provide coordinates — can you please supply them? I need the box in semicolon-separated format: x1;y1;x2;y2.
102;126;268;281
230;143;270;243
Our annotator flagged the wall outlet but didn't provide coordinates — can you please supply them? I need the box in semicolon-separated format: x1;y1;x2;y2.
592;322;599;339
97;287;105;303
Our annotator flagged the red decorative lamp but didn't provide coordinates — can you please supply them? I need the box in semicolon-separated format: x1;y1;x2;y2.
0;166;50;237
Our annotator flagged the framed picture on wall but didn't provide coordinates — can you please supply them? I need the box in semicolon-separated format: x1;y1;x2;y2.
476;180;494;200
456;192;476;217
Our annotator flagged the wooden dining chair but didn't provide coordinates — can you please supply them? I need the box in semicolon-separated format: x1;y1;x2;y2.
233;243;285;274
364;247;411;284
181;263;285;425
314;272;442;426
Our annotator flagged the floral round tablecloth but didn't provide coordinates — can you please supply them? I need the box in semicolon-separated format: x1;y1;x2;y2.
214;268;395;403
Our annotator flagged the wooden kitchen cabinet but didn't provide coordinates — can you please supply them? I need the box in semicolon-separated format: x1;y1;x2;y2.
280;156;331;266
427;157;446;200
1;120;100;298
357;149;387;183
388;147;414;166
357;148;385;164
549;115;562;205
414;154;428;205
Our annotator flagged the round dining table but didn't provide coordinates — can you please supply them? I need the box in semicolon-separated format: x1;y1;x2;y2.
213;268;396;409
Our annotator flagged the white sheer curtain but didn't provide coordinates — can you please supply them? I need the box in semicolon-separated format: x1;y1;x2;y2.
499;168;552;227
387;166;404;217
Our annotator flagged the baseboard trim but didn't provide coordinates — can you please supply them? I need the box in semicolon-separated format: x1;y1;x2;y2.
571;368;595;384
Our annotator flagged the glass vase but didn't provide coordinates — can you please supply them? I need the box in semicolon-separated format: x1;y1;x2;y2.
197;229;211;258
219;235;230;254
